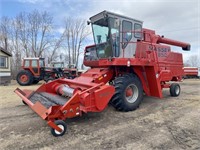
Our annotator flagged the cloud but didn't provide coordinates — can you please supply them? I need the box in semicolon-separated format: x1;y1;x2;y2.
12;0;200;63
86;0;200;62
54;27;65;34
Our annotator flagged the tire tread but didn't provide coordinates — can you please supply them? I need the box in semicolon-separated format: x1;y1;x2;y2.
110;73;143;112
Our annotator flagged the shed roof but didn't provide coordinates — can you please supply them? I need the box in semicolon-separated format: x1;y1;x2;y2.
0;47;12;56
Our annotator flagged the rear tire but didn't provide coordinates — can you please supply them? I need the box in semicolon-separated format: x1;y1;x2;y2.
32;80;39;84
170;83;180;97
45;77;54;83
16;70;33;86
22;100;27;105
110;73;143;112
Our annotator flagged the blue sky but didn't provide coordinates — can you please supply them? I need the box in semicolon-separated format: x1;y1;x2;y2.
0;0;200;62
0;0;92;23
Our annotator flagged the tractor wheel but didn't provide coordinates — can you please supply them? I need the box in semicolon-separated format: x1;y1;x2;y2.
110;73;143;112
16;70;33;86
32;80;39;84
170;83;180;97
51;120;67;137
22;100;27;105
45;77;54;83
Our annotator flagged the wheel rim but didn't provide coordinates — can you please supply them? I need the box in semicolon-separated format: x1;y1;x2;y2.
54;125;64;135
47;79;53;83
20;74;28;83
175;85;180;95
125;84;139;103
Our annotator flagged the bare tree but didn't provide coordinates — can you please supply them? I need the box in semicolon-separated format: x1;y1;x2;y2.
187;55;200;67
1;10;54;58
46;32;66;64
0;17;19;79
63;17;90;67
28;10;53;57
10;16;25;77
0;10;56;78
0;10;90;79
16;12;31;57
0;17;10;51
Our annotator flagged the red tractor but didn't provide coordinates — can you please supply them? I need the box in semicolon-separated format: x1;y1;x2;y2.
51;62;82;79
15;11;190;136
63;64;83;79
16;58;64;85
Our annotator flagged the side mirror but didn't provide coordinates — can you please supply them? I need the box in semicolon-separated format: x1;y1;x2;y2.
87;21;91;25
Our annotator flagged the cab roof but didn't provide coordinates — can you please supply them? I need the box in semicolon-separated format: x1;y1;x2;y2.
90;10;143;23
24;58;44;60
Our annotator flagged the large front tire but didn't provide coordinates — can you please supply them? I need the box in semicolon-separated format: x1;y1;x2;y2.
110;73;143;112
16;70;33;86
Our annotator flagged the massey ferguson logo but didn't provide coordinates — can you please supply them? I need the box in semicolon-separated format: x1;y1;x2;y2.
148;45;170;57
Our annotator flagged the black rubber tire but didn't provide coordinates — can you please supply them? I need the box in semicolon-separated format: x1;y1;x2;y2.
16;70;33;86
22;100;27;105
51;120;67;137
170;83;180;97
32;80;39;84
45;77;54;83
110;73;143;112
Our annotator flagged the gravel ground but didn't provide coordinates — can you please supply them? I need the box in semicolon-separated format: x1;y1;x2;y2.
0;79;200;150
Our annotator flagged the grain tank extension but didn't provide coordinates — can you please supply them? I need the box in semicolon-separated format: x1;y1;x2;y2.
15;11;190;136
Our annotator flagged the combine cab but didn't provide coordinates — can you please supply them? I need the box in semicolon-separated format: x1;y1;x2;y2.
15;11;190;136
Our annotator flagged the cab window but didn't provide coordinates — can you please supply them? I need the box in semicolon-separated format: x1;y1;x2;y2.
24;60;30;67
122;20;132;49
134;23;142;39
109;18;120;57
32;60;37;67
39;60;44;67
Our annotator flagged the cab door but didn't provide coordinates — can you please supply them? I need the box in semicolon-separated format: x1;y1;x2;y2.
120;20;142;58
39;59;45;78
31;60;40;76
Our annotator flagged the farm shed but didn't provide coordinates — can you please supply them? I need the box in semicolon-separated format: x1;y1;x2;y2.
0;47;12;85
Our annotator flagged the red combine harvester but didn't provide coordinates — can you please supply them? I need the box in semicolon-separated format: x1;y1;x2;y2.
15;11;190;136
183;67;200;79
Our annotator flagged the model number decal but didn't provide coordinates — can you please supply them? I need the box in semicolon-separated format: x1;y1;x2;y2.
148;45;170;57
